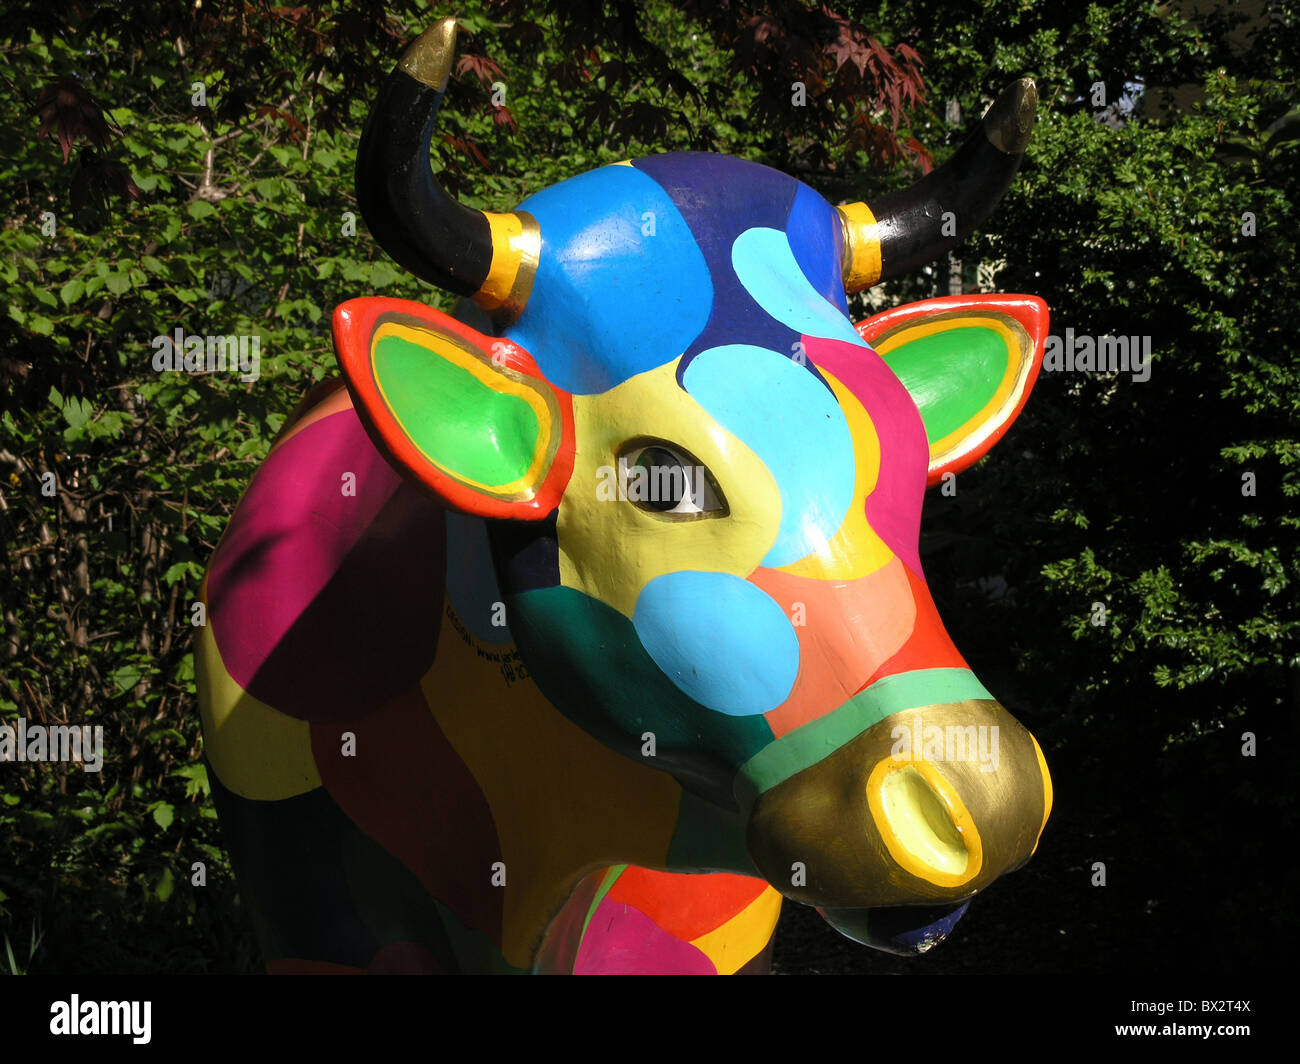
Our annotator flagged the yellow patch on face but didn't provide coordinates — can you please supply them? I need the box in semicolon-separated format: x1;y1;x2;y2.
559;359;782;618
424;606;682;967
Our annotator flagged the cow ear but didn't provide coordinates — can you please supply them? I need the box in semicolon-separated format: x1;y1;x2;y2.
856;294;1048;486
333;297;574;520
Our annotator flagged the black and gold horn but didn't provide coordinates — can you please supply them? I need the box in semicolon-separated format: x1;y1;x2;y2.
838;79;1037;292
355;17;538;323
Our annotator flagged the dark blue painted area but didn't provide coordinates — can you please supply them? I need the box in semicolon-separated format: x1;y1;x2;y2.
788;181;849;317
820;900;972;956
505;152;853;401
488;512;560;595
634;154;805;368
209;769;380;968
211;767;462;972
632;154;798;276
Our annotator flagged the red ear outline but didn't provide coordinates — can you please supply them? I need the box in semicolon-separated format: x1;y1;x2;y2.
332;296;575;521
856;294;1049;486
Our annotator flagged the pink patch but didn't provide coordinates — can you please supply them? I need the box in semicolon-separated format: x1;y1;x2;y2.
574;898;717;975
805;336;928;575
207;407;446;719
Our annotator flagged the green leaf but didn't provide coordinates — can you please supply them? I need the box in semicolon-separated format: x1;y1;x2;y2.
162;561;202;585
151;803;175;831
59;279;84;305
171;763;210;799
370;261;402;287
111;664;142;692
62;397;93;430
105;272;131;296
85;410;132;440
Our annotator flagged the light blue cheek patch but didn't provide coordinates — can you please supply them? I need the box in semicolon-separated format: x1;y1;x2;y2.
732;227;868;348
682;344;856;567
632;571;799;716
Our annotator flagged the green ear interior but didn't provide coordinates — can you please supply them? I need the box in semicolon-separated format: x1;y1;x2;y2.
880;325;1009;449
373;331;540;487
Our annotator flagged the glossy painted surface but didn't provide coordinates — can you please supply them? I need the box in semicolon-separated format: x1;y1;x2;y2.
199;50;1054;972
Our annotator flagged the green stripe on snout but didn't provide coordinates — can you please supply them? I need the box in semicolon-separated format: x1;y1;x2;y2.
734;668;993;813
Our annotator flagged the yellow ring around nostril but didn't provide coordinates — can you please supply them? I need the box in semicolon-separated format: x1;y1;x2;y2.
866;759;984;888
1029;732;1053;853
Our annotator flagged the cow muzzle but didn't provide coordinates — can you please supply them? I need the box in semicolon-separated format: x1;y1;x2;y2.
744;699;1051;910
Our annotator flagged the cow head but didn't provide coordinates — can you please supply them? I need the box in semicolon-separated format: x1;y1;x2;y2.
335;19;1051;954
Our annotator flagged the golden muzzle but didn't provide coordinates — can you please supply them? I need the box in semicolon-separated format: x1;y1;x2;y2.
746;699;1052;909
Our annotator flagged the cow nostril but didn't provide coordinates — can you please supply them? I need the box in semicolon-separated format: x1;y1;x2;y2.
866;761;983;887
874;767;965;874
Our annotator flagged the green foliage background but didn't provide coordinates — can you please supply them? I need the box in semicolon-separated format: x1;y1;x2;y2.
1;0;1295;973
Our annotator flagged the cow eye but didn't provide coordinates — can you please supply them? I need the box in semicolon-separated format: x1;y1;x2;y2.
618;441;727;518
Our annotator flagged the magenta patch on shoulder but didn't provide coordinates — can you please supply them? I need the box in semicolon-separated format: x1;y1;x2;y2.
805;335;928;575
575;898;717;975
207;407;446;720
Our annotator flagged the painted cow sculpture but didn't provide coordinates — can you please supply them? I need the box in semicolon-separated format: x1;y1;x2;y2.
196;19;1053;974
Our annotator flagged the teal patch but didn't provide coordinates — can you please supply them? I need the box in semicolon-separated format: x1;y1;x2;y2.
507;584;775;808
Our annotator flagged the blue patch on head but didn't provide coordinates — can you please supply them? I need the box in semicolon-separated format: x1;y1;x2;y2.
731;228;866;347
632;571;799;716
506;165;712;395
635;155;815;364
682;345;856;567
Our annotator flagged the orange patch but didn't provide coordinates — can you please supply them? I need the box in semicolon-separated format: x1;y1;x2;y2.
607;867;769;941
859;564;969;690
754;556;917;739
